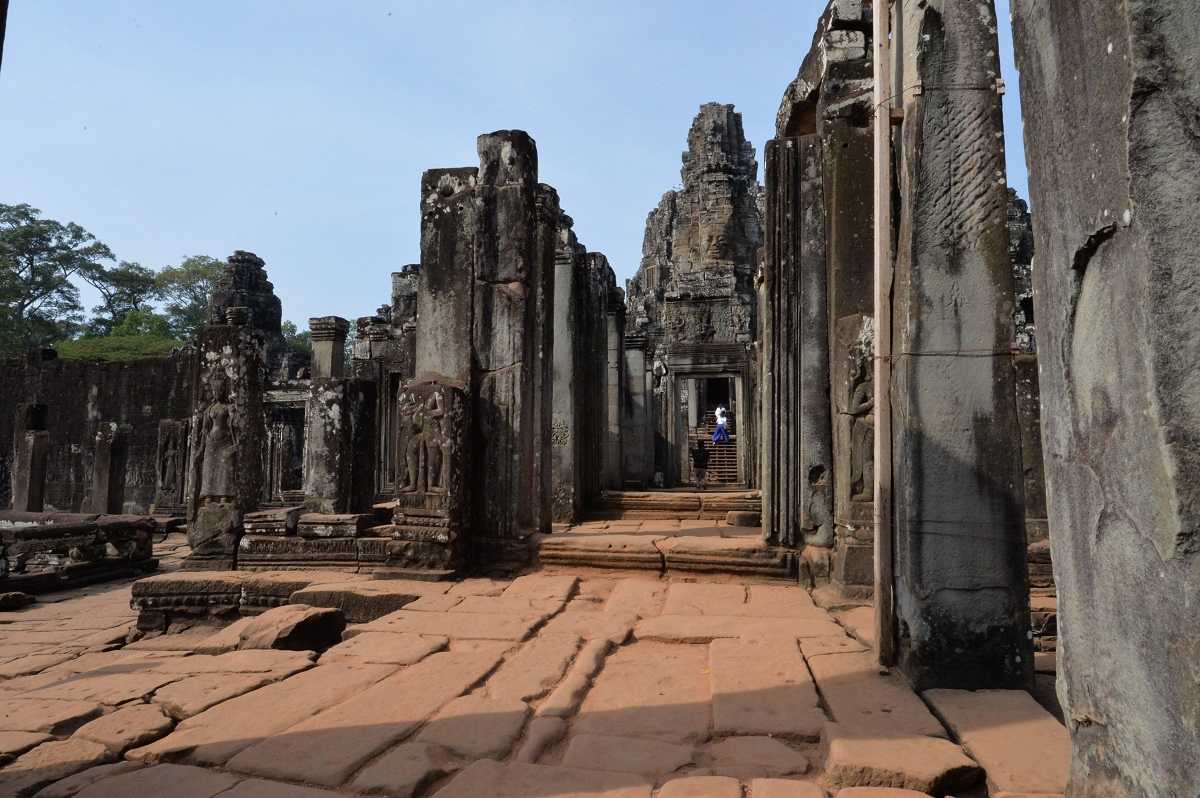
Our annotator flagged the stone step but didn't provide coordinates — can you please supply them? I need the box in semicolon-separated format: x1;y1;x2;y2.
583;490;761;521
536;533;796;579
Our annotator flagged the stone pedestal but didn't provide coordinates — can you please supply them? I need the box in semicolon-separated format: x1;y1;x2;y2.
310;316;349;380
303;378;375;515
89;422;131;515
386;378;471;576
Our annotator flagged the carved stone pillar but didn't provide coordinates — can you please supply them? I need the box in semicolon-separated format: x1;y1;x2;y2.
386;377;471;576
310;316;349;380
184;311;267;570
605;290;626;490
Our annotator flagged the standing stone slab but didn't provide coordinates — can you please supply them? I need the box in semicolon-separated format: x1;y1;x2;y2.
888;0;1032;690
1012;2;1200;793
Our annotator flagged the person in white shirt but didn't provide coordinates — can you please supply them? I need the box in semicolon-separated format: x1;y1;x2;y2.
712;405;730;443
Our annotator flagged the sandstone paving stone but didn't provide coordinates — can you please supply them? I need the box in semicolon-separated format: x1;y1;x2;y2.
704;736;809;779
43;651;189;677
402;594;465;611
515;715;567;763
662;583;747;616
710;638;825;739
290;580;452;624
603;579;666;618
0;731;53;764
128;662;396;765
216;779;352;797
749;779;829;798
59;763;241;798
449;595;563;616
0;698;104;734
799;636;868;657
415;694;528;759
803;652;947;739
72;703;174;753
831;789;934;797
150;672;281;720
223;649;503;786
319;631;447;666
539;610;636;644
350;741;460;798
534;638;613;719
922;689;1069;796
28;761;144;798
836;607;876;647
743;585;829;619
561;733;696;777
22;670;183;706
0;653;80;679
486;632;582;701
657;775;744;798
152;648;315;675
635;615;843;644
0;739;116;798
432;759;653;798
501;574;579;603
446;579;507;597
122;628;220;653
821;722;981;794
346;609;543;642
573;642;711;745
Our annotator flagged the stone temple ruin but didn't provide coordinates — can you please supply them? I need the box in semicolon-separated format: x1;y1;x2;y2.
2;0;1199;795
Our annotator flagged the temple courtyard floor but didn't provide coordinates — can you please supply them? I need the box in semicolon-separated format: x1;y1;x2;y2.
0;532;1067;798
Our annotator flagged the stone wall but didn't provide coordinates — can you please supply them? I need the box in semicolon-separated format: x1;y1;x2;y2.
1014;1;1200;793
1;348;195;514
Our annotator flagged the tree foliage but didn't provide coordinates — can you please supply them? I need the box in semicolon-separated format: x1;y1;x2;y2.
155;255;223;340
0;203;114;356
281;320;313;357
82;260;161;336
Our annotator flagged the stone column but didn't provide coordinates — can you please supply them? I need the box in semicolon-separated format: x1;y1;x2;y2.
12;430;48;513
889;0;1031;690
550;221;584;523
1014;1;1200;792
90;422;131;515
310;316;349;380
762;136;831;547
581;253;616;503
605;292;626;490
531;185;559;533
184;310;267;570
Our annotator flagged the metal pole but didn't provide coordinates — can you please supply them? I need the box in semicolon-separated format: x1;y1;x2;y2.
873;0;897;667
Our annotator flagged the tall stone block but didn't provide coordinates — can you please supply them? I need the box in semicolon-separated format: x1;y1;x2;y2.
605;294;626;490
303;377;374;514
889;0;1031;690
90;422;131;514
1013;1;1200;793
309;316;349;380
11;430;48;513
184;315;267;570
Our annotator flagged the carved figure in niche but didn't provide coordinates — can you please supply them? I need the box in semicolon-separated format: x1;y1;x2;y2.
848;375;875;503
398;389;448;494
194;366;237;505
159;428;181;503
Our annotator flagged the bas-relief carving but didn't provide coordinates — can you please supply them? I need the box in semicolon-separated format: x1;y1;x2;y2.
848;370;874;503
154;419;189;508
834;314;875;524
196;365;237;505
397;387;449;495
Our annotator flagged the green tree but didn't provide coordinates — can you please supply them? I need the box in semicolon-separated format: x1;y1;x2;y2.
155;254;223;340
0;203;114;356
82;260;161;336
281;320;313;357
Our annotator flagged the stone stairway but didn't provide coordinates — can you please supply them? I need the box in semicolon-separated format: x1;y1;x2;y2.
583;490;760;521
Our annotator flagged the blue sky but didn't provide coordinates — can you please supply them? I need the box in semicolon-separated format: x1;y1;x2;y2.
0;1;1026;329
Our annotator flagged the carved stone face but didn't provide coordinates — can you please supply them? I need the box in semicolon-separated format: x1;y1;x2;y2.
207;368;231;403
